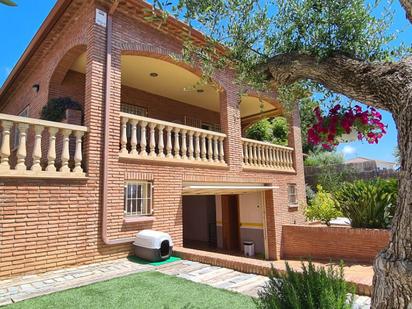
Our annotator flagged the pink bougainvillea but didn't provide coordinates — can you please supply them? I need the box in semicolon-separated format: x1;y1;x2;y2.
308;105;387;149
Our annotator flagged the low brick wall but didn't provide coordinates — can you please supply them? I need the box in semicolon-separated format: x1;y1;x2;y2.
281;225;390;264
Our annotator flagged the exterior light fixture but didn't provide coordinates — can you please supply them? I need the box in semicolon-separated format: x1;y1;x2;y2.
32;84;40;93
149;72;158;77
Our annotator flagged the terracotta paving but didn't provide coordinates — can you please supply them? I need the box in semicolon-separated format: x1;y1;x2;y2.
174;246;374;296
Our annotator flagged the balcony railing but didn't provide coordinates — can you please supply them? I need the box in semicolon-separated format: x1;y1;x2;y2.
242;138;295;172
0;113;88;178
119;112;227;167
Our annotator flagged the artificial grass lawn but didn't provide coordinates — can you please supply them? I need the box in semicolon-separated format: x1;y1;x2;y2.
5;271;256;309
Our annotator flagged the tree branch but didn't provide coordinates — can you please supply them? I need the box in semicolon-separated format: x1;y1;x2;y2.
400;0;412;24
263;53;412;111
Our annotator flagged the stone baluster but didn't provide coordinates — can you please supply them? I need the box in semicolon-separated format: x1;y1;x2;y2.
130;119;138;155
274;148;280;168
173;128;181;159
280;149;285;169
243;142;249;165
166;126;173;158
15;123;29;171
194;132;201;161
252;144;257;166
287;150;293;169
188;131;194;160
181;130;187;160
158;125;165;158
0;120;12;171
219;137;225;163
139;121;148;156
200;133;207;161
120;117;128;154
213;136;219;162
31;125;44;172
262;145;267;167
73;130;84;173
60;129;71;173
149;123;156;157
46;127;59;172
248;143;253;166
207;135;213;162
268;147;274;168
257;145;262;167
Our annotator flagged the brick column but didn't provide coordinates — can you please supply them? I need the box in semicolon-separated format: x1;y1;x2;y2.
264;189;278;260
219;87;242;171
84;4;108;247
287;108;306;203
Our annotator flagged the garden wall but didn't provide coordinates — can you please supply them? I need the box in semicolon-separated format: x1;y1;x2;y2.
281;225;390;263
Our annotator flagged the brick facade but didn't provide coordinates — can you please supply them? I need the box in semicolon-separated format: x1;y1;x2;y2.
281;225;390;263
0;0;306;279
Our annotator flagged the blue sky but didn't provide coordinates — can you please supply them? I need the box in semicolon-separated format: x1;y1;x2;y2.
0;1;411;162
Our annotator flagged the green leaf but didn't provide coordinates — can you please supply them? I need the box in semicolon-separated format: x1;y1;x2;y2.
0;0;17;6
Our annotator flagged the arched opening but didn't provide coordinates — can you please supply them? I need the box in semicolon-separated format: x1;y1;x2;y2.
119;55;222;131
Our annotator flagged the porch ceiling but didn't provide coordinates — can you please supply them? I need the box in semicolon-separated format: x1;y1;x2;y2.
182;184;278;195
70;53;276;117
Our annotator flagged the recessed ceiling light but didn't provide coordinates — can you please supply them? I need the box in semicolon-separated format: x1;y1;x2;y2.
150;72;159;77
197;89;204;93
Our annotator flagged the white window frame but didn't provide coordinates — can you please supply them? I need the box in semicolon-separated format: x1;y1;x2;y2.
287;184;298;206
12;106;30;151
124;181;153;217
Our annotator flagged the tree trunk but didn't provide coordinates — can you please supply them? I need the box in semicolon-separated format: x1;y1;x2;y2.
372;106;412;309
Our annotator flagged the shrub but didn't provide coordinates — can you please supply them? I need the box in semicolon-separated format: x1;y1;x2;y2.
245;118;273;142
305;185;341;226
245;117;289;145
335;178;398;229
256;261;353;309
40;97;82;123
304;150;344;167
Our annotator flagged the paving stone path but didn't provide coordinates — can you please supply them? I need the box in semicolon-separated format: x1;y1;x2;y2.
0;258;371;308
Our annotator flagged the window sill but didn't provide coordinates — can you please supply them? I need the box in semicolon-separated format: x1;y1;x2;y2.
123;216;156;224
288;204;299;209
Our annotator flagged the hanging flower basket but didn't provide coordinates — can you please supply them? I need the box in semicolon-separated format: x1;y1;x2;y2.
308;105;387;150
336;129;357;143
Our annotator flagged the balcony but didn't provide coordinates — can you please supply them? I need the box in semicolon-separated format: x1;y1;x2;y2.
119;112;227;168
0;113;88;179
241;138;295;173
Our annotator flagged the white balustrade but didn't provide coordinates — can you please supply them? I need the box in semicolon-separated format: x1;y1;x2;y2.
241;138;294;171
0;113;88;178
119;112;227;167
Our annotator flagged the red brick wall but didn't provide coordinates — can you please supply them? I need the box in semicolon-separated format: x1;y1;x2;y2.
281;225;390;263
0;1;307;279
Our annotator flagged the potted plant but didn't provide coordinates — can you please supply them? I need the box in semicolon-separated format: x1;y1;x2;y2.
307;105;387;149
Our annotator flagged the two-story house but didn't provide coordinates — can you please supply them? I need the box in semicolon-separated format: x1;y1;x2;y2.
0;0;306;279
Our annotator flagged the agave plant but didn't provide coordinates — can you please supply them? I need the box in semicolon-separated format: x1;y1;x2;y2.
335;178;398;229
0;0;16;6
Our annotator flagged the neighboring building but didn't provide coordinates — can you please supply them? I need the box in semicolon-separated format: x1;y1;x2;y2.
344;157;397;171
0;0;306;279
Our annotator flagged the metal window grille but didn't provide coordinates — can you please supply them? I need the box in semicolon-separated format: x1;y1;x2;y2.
287;184;298;205
124;182;152;216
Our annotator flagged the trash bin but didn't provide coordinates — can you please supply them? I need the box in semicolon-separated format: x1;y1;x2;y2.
243;240;255;257
133;230;173;262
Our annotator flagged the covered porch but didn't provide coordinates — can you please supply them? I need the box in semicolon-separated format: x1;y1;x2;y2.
181;183;276;260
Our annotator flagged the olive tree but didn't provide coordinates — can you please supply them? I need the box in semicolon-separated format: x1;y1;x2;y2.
0;0;16;6
150;0;412;307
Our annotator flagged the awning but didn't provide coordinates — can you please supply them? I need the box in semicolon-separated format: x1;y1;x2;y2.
182;185;278;195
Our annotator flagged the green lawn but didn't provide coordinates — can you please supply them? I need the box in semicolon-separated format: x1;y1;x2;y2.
5;271;256;309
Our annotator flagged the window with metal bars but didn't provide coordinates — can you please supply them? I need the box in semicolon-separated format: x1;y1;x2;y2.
124;182;153;217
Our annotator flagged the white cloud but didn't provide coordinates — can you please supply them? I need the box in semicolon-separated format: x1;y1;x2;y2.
342;145;357;156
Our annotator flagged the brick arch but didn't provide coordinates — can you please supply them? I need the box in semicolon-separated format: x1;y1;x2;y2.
120;44;226;94
48;44;87;99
